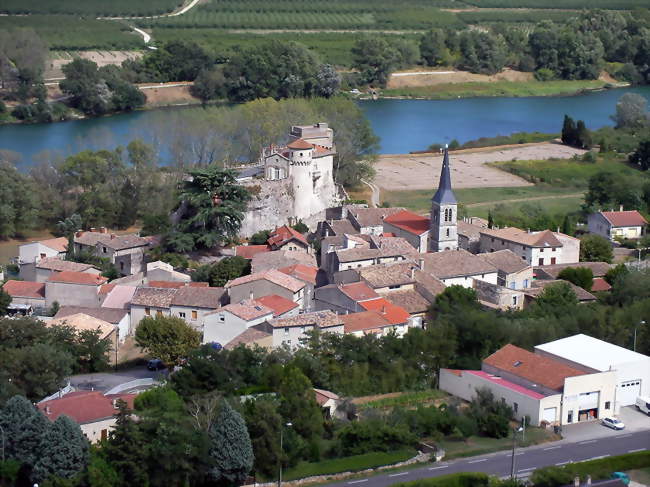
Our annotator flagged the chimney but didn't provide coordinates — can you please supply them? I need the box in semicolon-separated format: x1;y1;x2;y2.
586;475;591;486
557;226;560;233
619;204;624;212
45;405;51;415
411;267;415;279
418;258;424;271
573;477;579;487
381;304;386;314
249;290;254;301
90;227;96;232
112;399;118;409
100;227;108;234
527;228;531;233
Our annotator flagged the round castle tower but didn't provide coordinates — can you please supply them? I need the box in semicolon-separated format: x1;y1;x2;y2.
287;138;314;220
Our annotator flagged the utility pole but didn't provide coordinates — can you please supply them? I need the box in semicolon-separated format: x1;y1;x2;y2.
510;426;523;480
278;422;292;487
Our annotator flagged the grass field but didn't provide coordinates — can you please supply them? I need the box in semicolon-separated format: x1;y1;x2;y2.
462;0;650;8
381;80;610;100
440;427;559;460
0;16;141;50
281;449;417;481
457;10;572;24
0;0;183;16
357;390;447;410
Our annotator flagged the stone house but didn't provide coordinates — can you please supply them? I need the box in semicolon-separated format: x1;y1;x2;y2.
74;229;151;276
130;287;177;327
169;286;226;333
55;306;130;342
268;225;310;252
314;281;381;314
2;280;46;310
472;279;526;311
45;271;108;308
479;227;580;266
346;207;406;235
38;391;136;444
477;250;533;289
146;261;192;282
203;300;275;347
18;237;68;265
457;218;488;254
382;210;430;252
20;257;100;283
226;269;306;309
262;310;344;348
278;264;319;311
588;209;647;241
419;249;498;288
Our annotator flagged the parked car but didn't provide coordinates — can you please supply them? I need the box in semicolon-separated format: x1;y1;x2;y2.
635;396;650;416
147;359;165;371
601;417;625;430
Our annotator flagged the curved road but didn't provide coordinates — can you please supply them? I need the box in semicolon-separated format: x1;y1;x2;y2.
323;431;650;487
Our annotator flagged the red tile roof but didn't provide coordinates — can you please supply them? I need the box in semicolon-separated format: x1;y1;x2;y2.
591;277;612;292
226;269;305;293
383;210;430;235
256;294;299;316
2;280;45;299
342;310;392;333
359;298;410;325
466;370;546;400
600;210;648;227
268;225;308;248
47;271;108;286
339;281;380;302
38;391;136;424
39;237;69;253
235;245;271;259
279;264;318;285
287;138;314;150
99;284;116;295
148;281;209;289
483;344;585;391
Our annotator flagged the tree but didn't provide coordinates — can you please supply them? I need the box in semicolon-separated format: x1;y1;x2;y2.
0;288;10;316
249;230;271;246
430;285;480;317
0;162;41;240
557;267;594;291
605;263;629;286
101;400;149;487
208;400;254;486
135;315;201;366
172;166;251;251
420;29;450;67
278;367;324;440
629;140;650;171
56;213;82;260
458;30;507;75
316;64;341;98
351;37;399;87
292;220;309;234
534;282;578;310
191;67;227;103
612;93;648;129
242;398;283;477
561;214;574;236
580;234;613;263
33;415;89;482
0;395;47;463
192;256;251;287
469;388;512;438
575;120;592;149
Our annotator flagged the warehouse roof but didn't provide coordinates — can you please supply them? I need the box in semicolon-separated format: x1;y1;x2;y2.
535;334;650;372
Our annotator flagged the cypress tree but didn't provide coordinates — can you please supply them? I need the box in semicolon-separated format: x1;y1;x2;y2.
33;415;89;482
561;114;577;146
576;120;591;149
13;409;51;466
209;400;254;486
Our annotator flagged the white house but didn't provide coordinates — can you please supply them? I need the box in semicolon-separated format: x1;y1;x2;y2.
535;334;650;409
18;237;68;265
588;209;647;241
203;300;274;347
479;227;580;266
263;311;344;348
420;249;498;288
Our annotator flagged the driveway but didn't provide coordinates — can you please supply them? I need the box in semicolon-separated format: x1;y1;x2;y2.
69;367;166;392
560;406;650;443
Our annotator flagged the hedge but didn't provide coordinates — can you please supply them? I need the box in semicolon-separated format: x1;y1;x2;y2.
393;472;490;487
531;451;650;486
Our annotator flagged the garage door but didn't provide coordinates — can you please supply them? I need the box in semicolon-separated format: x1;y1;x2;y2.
543;407;557;423
578;391;600;409
618;379;641;406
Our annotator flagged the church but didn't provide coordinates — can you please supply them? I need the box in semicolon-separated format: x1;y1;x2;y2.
428;146;459;252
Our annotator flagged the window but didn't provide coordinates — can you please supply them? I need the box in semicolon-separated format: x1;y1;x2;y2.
120;262;124;271
552;247;556;252
540;248;544;253
512;296;518;306
551;257;556;265
191;310;198;320
389;284;401;289
523;279;529;287
219;314;225;322
446;228;450;237
481;274;485;278
605;401;611;410
145;307;150;316
101;429;108;441
538;258;544;266
179;312;186;318
102;246;107;253
40;253;46;259
510;282;516;289
156;310;163;317
284;327;290;335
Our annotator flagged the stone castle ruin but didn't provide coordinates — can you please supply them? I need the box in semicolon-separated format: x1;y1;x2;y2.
237;123;343;237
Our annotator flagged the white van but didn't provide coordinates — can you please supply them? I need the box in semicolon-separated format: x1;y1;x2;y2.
636;396;650;415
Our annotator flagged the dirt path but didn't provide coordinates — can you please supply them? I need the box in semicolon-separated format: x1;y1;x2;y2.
374;142;587;192
99;0;202;20
465;193;583;208
361;179;380;208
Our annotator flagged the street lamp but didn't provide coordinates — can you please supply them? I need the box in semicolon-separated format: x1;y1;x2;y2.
634;320;646;352
509;425;524;480
278;422;292;487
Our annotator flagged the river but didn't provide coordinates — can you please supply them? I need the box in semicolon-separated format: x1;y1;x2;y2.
1;86;649;168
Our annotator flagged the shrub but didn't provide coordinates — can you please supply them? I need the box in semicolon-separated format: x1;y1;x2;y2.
393;472;490;487
335;419;417;456
534;68;555;81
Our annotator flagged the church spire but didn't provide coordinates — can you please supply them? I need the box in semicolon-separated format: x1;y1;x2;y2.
432;146;457;205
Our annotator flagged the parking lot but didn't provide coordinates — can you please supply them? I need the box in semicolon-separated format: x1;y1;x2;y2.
560;406;650;443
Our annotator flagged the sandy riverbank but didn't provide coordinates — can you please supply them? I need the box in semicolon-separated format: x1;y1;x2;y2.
374;141;587;191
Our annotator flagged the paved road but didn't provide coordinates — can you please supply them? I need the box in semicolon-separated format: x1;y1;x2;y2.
324;430;650;487
69;367;165;392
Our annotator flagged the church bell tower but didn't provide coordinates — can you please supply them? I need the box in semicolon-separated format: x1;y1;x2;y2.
429;146;458;252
